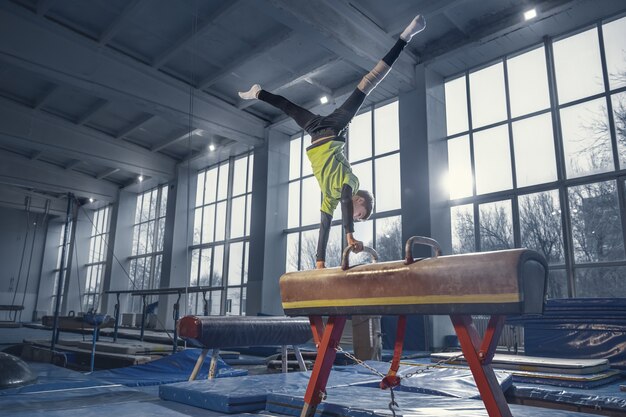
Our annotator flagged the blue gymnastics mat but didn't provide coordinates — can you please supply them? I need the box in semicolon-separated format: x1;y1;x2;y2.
92;348;247;386
333;360;512;399
510;379;626;413
266;384;602;417
159;371;380;413
0;361;118;395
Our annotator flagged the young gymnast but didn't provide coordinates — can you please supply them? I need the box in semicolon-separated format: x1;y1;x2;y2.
239;15;426;269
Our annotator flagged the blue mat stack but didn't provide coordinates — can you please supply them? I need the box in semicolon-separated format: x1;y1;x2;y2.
509;298;626;369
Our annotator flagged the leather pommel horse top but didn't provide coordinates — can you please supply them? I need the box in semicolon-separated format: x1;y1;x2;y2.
280;248;548;317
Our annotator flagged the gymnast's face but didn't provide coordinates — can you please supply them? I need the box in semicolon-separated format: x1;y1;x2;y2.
353;196;367;220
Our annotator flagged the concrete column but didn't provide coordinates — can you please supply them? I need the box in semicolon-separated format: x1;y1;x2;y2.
246;129;290;316
36;219;63;316
399;64;454;350
100;190;136;316
64;207;92;314
158;168;195;329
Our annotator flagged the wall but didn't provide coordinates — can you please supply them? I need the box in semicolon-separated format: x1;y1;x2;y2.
0;205;49;321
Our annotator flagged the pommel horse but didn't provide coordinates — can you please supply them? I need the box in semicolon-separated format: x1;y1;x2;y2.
279;236;548;417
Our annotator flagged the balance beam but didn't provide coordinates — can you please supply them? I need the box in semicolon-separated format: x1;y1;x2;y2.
177;315;312;379
279;237;548;417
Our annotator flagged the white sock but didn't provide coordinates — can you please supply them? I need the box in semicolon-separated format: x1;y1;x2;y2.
400;15;426;42
238;84;261;100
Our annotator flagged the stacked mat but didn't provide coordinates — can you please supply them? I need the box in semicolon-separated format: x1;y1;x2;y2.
430;352;620;389
508;297;626;369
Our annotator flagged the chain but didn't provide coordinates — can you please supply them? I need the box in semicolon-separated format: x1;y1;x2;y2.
335;345;387;377
401;352;465;379
334;347;465;417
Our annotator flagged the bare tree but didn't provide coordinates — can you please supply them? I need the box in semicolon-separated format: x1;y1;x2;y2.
479;204;513;252
519;192;564;264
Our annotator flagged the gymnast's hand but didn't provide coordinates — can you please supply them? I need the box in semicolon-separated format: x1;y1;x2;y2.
347;233;364;253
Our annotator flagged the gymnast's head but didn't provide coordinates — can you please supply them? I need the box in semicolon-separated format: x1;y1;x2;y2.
353;190;374;221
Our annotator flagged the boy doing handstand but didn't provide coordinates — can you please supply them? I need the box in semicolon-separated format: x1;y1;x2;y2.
239;15;426;269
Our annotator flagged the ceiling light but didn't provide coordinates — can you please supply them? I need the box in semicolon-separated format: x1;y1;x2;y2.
524;8;537;20
89;198;94;203
138;175;144;183
209;144;216;151
320;96;328;104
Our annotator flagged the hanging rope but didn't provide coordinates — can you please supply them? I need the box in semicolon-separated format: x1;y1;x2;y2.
18;199;50;322
10;197;32;320
183;0;199;322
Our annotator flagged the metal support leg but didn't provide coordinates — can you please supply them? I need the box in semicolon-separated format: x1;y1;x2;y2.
301;315;347;417
450;314;511;417
113;293;120;343
293;345;307;371
172;292;181;354
140;295;147;342
208;348;220;379
189;348;209;381
90;325;98;372
281;345;288;373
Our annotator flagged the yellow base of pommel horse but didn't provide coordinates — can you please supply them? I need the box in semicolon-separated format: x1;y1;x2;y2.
279;236;548;417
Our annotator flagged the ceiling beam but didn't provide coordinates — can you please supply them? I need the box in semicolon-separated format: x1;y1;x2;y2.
443;10;470;36
115;113;154;139
76;99;108;125
36;0;53;17
99;0;144;45
256;0;416;87
0;150;119;202
96;167;120;180
383;0;469;35
419;0;576;63
64;159;82;170
33;83;58;110
197;29;294;90
0;95;176;180
238;55;341;110
151;128;201;152
152;0;242;69
179;140;247;171
303;77;332;95
0;184;67;216
0;3;265;147
30;150;43;160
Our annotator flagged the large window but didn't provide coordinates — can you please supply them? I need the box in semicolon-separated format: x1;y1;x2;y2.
129;185;168;311
83;206;111;312
286;101;403;271
51;220;73;314
190;152;253;315
444;15;626;299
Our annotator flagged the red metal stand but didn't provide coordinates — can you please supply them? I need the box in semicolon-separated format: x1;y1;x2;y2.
450;314;512;417
301;316;347;417
301;314;512;417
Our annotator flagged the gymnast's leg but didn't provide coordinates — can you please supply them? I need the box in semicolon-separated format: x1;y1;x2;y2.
323;15;426;133
238;85;320;131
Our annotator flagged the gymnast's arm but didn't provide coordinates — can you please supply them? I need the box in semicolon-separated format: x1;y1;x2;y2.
315;211;333;269
341;184;363;253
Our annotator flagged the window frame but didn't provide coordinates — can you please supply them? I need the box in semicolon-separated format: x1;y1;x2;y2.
285;99;404;271
189;151;254;316
443;16;626;298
